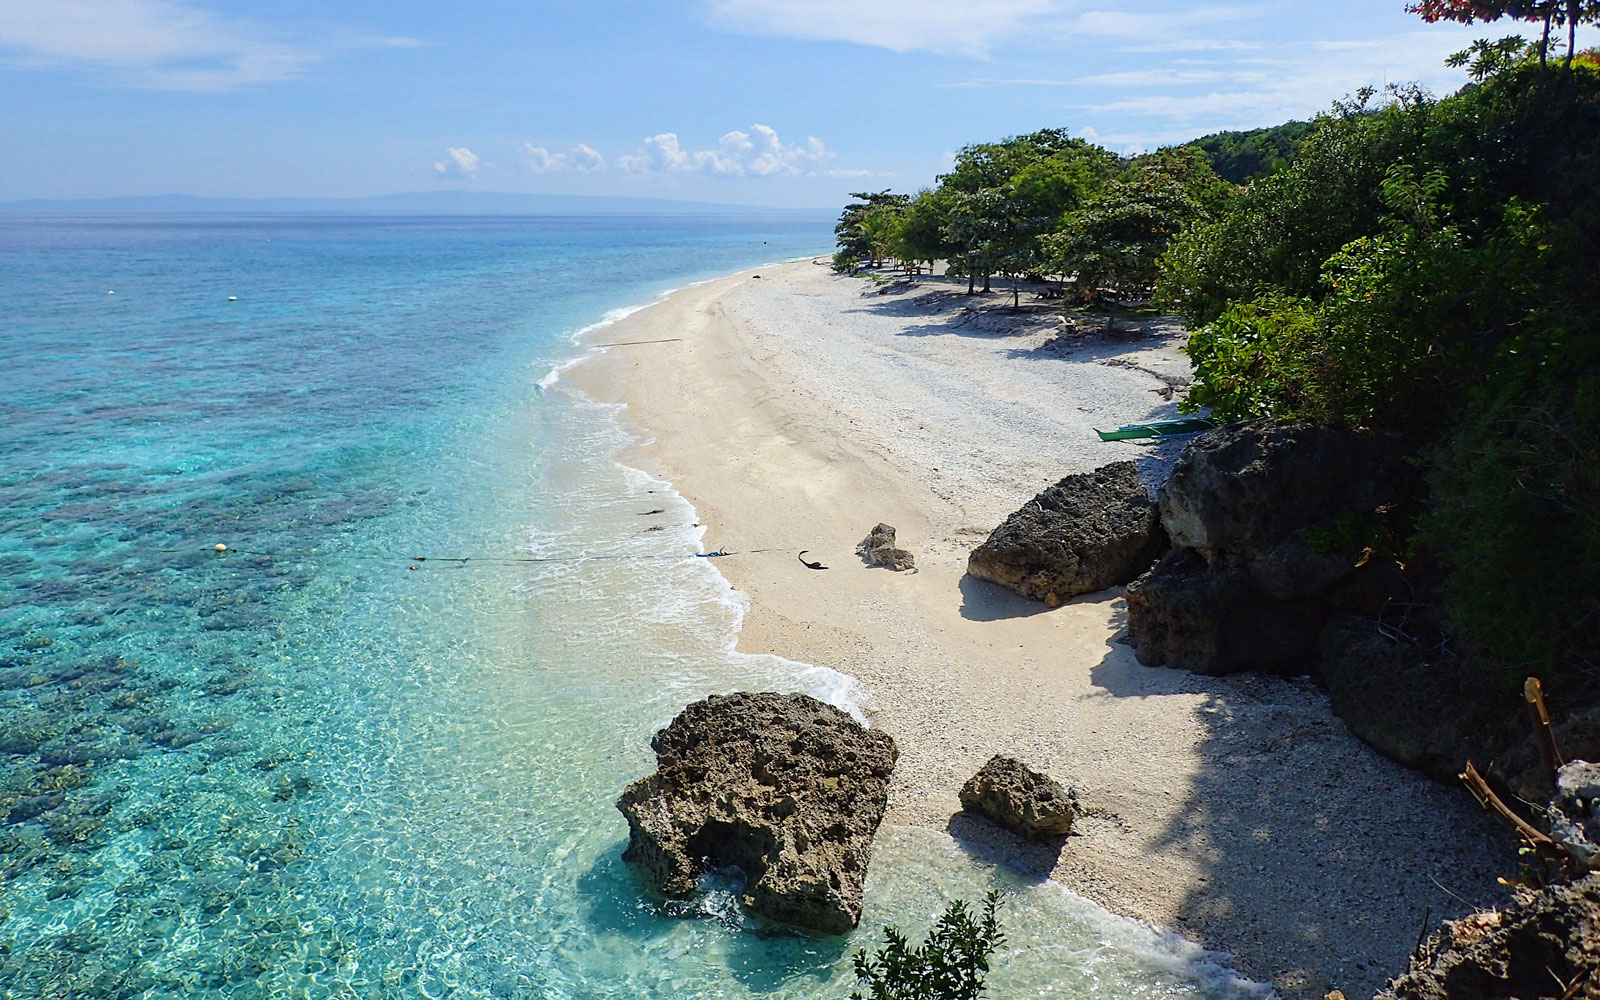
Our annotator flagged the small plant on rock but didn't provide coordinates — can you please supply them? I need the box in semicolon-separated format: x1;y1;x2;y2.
851;892;1006;1000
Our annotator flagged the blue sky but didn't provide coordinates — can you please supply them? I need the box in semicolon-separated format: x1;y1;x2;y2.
2;1;1595;207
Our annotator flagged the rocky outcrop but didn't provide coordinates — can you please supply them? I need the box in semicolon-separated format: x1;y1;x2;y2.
1549;762;1600;872
858;523;915;571
1126;421;1415;676
1378;873;1600;1000
1316;616;1495;782
616;692;898;934
1126;550;1326;674
1157;420;1413;601
958;756;1079;840
1497;708;1600;805
966;462;1165;607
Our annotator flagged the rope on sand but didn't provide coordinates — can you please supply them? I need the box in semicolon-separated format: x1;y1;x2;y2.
200;543;791;568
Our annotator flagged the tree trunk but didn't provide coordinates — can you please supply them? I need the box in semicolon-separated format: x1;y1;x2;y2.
982;273;991;293
1541;12;1552;67
1569;0;1579;67
1011;277;1019;308
967;270;975;295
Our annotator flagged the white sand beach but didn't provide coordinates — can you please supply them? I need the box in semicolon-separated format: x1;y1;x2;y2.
570;259;1511;1000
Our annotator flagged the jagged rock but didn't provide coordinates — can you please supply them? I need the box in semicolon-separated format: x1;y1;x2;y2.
1378;873;1600;1000
1124;550;1326;674
616;692;898;934
1158;421;1413;600
1498;708;1600;805
1549;762;1600;872
858;523;915;571
966;462;1166;607
1317;616;1496;782
958;756;1078;840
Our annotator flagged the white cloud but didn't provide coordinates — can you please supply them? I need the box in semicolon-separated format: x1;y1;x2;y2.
569;143;605;172
433;147;480;179
0;0;422;91
521;142;606;173
1075;28;1520;146
0;0;313;89
617;125;832;177
703;0;1064;57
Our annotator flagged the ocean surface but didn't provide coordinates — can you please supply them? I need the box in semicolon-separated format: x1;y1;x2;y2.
0;214;1263;999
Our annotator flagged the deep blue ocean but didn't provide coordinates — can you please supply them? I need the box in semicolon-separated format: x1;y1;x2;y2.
0;214;1261;999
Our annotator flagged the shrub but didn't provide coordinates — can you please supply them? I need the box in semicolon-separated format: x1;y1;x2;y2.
851;892;1005;1000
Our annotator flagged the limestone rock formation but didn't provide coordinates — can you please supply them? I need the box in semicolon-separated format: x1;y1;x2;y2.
1378;873;1600;1000
616;691;898;934
1127;420;1415;676
1125;550;1326;674
966;462;1166;607
1157;420;1413;601
1499;709;1600;804
1549;762;1600;872
858;523;915;571
1316;616;1493;781
958;755;1079;840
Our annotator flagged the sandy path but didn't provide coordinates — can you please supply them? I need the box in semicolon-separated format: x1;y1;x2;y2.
569;260;1510;999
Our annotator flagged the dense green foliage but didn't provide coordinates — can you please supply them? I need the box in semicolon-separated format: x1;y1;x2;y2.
1166;55;1600;683
1190;121;1315;183
834;191;911;271
832;131;1227;308
851;893;1005;1000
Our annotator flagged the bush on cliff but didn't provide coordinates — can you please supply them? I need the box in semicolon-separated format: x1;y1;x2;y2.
1167;55;1600;689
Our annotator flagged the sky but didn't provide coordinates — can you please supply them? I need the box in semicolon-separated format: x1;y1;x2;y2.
2;0;1596;208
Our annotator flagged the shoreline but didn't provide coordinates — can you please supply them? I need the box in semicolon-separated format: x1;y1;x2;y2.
567;258;1510;999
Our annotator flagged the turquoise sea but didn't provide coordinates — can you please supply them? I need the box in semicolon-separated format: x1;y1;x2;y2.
0;214;1262;999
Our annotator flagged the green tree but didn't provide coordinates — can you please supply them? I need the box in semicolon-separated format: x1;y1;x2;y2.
1047;148;1224;326
937;130;1116;295
892;189;957;276
1190;121;1315;183
834;191;910;271
851;893;1005;1000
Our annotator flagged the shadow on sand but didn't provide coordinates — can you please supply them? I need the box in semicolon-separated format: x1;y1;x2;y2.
957;574;1057;622
1069;598;1511;998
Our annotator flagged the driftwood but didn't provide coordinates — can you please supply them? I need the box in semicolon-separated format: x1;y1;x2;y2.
1526;676;1566;776
1460;761;1562;860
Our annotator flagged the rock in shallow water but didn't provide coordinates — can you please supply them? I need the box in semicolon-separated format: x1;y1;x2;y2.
616;691;897;934
966;462;1164;607
959;755;1079;840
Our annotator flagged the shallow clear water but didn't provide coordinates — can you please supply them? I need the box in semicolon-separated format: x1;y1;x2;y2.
0;214;1263;999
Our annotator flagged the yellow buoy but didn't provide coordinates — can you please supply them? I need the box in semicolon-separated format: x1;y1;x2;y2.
214;543;228;552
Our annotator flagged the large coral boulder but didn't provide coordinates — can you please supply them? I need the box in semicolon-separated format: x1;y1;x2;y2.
1124;550;1327;674
1378;874;1600;1000
1158;421;1413;600
966;462;1165;606
959;755;1079;840
616;692;898;934
1316;616;1498;782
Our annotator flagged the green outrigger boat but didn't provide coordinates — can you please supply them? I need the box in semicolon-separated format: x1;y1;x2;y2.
1094;417;1216;442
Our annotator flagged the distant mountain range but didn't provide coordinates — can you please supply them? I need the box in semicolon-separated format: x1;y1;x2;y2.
0;191;832;217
